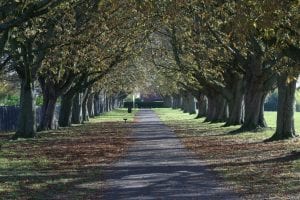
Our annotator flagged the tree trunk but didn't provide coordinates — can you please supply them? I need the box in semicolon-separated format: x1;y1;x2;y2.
235;54;273;132
94;92;101;116
72;92;83;124
179;95;184;110
205;96;215;122
187;93;196;114
38;80;59;131
179;95;183;109
164;95;173;107
15;79;36;138
112;97;116;109
182;93;189;113
224;82;244;126
59;93;74;127
103;94;107;112
268;73;298;140
39;97;57;131
239;82;267;131
111;98;115;109
110;97;113;110
225;96;244;126
110;98;114;110
196;94;207;118
88;93;95;118
100;96;104;114
205;94;227;123
212;95;228;123
106;97;110;112
82;90;90;122
171;94;180;109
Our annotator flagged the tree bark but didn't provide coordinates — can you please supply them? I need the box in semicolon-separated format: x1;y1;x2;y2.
15;79;36;138
233;51;277;132
59;93;74;127
239;80;268;131
205;95;216;122
102;93;107;112
177;94;183;110
268;73;298;140
196;94;207;118
94;92;101;116
38;72;75;131
82;89;91;122
171;94;180;109
39;96;57;131
72;92;83;124
110;97;113;110
106;96;110;112
182;93;189;113
213;95;228;123
100;95;104;113
235;56;269;132
163;95;173;107
205;94;227;123
187;93;196;114
38;80;58;131
224;80;244;126
88;92;95;118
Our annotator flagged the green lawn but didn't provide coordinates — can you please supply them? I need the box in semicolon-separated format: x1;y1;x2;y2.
154;108;300;199
0;108;136;199
89;108;138;123
264;111;300;132
156;109;300;132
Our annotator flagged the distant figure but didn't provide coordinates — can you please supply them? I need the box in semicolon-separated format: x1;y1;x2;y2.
128;105;132;113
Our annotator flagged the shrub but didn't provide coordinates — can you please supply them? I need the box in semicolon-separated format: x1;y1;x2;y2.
0;95;20;106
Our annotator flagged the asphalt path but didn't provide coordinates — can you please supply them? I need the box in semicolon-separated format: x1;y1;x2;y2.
102;109;240;200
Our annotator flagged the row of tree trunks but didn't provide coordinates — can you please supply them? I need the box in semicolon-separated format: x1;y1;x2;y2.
57;89;121;128
180;73;298;141
16;81;123;138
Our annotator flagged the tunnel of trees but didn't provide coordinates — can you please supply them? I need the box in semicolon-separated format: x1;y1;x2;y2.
0;0;299;141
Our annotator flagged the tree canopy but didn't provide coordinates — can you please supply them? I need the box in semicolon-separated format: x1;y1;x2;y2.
0;0;299;140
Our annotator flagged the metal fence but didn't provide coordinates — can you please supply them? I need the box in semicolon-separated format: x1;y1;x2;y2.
0;106;60;132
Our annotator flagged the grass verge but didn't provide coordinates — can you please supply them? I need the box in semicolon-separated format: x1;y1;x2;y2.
0;108;137;200
155;108;300;199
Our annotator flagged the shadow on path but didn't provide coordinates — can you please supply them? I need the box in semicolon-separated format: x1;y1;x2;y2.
102;110;240;200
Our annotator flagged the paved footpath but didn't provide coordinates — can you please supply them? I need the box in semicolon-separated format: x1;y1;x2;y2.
102;110;240;200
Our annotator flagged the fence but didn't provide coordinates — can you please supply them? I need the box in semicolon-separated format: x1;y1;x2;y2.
0;106;19;132
0;106;60;132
